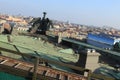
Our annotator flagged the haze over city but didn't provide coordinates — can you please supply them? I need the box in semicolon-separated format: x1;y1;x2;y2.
1;0;120;29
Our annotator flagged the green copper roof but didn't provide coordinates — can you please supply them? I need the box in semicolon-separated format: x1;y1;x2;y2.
58;48;74;54
0;35;79;62
0;34;78;72
0;72;26;80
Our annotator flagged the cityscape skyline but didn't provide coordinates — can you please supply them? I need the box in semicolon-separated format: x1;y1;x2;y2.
1;0;120;29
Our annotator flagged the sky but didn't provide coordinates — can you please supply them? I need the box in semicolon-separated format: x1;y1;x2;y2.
0;0;120;29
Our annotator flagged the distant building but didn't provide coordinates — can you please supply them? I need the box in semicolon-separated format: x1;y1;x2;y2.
0;19;6;24
17;27;29;31
87;33;120;49
53;24;60;29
